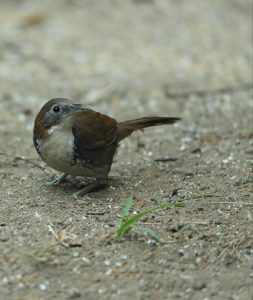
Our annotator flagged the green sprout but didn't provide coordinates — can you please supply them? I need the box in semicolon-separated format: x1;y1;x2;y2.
116;196;185;240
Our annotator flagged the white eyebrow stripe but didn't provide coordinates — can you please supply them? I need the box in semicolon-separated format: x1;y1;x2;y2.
47;125;60;135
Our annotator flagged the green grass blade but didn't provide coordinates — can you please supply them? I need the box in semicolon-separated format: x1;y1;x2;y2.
116;200;185;237
172;201;185;208
120;196;133;222
117;204;166;236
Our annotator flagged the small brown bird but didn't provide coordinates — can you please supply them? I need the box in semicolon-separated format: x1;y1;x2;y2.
33;98;180;197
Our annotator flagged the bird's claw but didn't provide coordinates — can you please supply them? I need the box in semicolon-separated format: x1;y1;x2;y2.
44;173;67;186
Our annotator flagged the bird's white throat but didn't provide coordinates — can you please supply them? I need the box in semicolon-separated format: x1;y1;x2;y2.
48;124;61;135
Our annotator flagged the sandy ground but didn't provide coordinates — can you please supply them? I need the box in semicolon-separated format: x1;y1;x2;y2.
0;0;252;299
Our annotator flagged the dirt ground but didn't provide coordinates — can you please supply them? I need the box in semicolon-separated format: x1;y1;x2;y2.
0;0;252;299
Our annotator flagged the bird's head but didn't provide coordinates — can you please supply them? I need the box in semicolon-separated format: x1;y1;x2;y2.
33;98;93;139
33;98;95;155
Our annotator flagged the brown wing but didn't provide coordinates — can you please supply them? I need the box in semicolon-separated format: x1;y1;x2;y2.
72;110;118;163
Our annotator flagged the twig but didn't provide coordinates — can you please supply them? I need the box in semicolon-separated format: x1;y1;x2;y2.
48;224;81;248
139;222;162;225
86;211;109;215
155;158;178;162
188;194;221;200
184;221;209;225
210;202;252;206
140;219;208;226
48;224;61;243
218;233;252;261
0;151;45;171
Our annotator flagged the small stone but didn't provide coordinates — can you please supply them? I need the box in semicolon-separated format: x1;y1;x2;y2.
38;283;48;292
192;280;206;290
104;260;111;266
67;287;81;299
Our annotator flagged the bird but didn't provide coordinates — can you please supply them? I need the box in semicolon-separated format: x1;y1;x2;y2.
33;98;180;197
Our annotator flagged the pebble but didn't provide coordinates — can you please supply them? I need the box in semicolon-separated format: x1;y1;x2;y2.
67;287;81;299
38;282;48;292
192;280;206;290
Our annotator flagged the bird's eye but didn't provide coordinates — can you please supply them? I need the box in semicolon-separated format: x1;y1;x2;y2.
53;105;60;113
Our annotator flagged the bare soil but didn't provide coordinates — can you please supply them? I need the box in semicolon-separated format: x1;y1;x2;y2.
0;1;252;299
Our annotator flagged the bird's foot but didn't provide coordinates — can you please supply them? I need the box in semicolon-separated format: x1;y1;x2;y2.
72;180;108;198
45;173;67;186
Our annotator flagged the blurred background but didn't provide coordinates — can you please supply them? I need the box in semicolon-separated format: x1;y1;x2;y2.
0;0;252;152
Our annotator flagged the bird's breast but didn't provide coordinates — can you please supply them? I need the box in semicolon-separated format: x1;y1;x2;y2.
40;128;76;174
38;128;110;178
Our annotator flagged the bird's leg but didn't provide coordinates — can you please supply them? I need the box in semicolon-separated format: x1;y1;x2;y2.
72;179;108;198
45;173;68;186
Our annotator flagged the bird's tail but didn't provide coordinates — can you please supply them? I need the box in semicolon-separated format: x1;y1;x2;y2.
117;116;180;142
